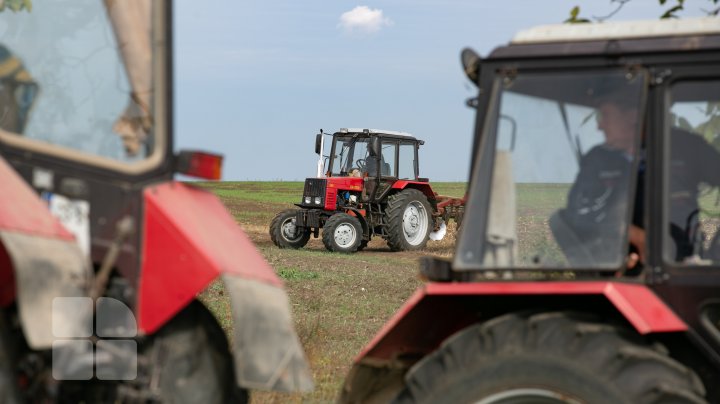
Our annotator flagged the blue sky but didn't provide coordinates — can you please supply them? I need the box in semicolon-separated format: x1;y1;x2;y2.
173;1;710;181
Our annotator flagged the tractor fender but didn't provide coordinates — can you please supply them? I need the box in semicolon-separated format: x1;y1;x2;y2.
0;156;90;349
340;281;687;403
345;207;369;235
139;181;313;392
390;180;436;201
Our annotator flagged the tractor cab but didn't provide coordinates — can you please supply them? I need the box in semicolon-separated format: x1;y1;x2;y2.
341;18;720;404
324;128;424;182
0;2;312;402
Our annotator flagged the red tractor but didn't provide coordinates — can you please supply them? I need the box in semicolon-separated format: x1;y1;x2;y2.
270;128;464;253
341;18;720;403
0;2;311;402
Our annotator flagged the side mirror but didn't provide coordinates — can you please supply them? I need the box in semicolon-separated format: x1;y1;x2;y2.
461;48;481;86
370;136;381;158
315;133;322;154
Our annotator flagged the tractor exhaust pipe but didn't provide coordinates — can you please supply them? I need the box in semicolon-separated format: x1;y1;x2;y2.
316;129;326;178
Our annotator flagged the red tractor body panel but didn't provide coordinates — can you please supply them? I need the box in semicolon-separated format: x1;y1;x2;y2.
355;281;687;362
0;244;14;307
138;181;282;334
324;177;364;210
0;158;73;241
391;180;435;200
0;157;75;307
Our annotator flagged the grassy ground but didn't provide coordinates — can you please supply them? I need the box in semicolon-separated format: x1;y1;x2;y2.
196;180;572;402
196;181;466;403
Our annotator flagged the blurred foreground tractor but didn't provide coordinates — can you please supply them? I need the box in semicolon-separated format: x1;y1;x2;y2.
0;1;311;402
270;128;465;253
341;18;720;403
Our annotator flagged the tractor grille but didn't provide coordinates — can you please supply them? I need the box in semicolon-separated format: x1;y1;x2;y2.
303;178;326;198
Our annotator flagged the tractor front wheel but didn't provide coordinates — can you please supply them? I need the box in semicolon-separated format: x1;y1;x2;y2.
270;209;310;249
393;312;707;404
386;189;432;251
322;213;363;253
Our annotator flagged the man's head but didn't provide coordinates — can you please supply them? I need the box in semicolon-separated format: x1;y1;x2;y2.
596;100;639;154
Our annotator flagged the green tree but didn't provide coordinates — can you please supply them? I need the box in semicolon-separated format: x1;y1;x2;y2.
0;0;32;12
566;0;719;23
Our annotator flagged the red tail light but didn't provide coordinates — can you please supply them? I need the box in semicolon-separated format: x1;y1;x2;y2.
176;150;223;180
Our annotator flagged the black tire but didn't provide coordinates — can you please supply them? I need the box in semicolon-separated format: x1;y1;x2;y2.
394;312;707;404
322;213;363;253
0;312;21;404
58;302;248;404
270;209;310;249
385;189;433;251
357;239;370;251
141;301;248;403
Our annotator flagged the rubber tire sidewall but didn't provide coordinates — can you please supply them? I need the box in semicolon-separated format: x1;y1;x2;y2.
394;312;707;404
145;301;248;404
386;189;433;251
270;209;310;249
322;213;363;253
402;354;630;404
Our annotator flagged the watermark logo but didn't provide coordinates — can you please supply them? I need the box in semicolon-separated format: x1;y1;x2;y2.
52;297;137;381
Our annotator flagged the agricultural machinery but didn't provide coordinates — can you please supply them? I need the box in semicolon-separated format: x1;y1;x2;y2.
341;18;720;403
0;1;311;402
270;128;465;253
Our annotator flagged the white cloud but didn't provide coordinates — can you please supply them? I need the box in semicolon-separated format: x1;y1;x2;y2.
337;6;393;35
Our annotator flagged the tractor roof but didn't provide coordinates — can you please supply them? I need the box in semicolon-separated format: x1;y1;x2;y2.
335;128;423;143
488;17;720;59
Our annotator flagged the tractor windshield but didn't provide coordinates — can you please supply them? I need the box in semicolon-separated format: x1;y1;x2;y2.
0;0;166;172
330;135;373;177
455;70;646;270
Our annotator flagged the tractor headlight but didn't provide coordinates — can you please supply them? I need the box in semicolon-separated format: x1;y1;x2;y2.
314;197;322;205
304;196;311;204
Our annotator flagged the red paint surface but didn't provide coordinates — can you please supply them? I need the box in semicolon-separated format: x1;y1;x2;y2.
0;242;15;307
138;181;281;334
356;281;687;362
325;177;364;210
390;180;435;199
0;157;73;240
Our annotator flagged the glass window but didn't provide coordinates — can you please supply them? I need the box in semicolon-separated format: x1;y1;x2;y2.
330;136;376;177
0;1;157;164
381;142;397;177
398;143;416;179
456;71;645;269
665;80;720;264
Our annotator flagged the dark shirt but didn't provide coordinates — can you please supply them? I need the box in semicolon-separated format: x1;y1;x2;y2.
564;145;633;237
557;144;634;264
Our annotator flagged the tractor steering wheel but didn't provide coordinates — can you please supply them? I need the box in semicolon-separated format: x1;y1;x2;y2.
355;159;366;170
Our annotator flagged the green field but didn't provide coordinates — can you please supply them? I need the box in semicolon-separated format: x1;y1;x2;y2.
197;181;573;403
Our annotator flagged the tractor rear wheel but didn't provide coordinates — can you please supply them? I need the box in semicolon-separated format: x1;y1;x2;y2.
270;209;310;249
322;213;362;253
393;312;707;404
58;301;247;403
385;189;432;251
140;301;247;403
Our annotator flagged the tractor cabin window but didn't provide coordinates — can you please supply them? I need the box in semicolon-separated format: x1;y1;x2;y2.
664;80;720;265
0;1;165;172
456;70;646;270
381;141;397;177
398;143;416;180
331;136;372;177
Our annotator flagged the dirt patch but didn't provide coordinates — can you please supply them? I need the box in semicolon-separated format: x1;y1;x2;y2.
196;182;461;403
